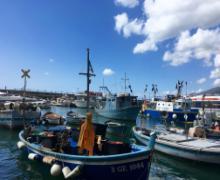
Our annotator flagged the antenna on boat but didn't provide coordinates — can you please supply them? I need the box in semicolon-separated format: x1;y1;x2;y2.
102;78;105;86
152;84;158;100
121;73;129;92
21;69;30;97
144;84;148;99
79;48;96;112
176;80;184;98
201;94;206;124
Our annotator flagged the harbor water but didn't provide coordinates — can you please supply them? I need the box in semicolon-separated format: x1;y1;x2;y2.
0;106;219;180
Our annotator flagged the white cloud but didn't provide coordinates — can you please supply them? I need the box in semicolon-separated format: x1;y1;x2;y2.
196;78;206;84
196;88;203;93
133;38;158;53
49;58;54;63
210;68;220;79
213;79;220;86
44;72;49;76
114;0;220;55
163;28;220;66
103;68;115;76
114;13;143;38
214;54;220;67
115;0;139;8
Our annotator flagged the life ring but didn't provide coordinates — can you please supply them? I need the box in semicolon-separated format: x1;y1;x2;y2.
161;111;168;119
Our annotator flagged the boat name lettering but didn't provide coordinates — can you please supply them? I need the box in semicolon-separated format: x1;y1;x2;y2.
111;162;144;173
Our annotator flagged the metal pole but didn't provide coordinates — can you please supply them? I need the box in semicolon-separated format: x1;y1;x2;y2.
124;73;126;92
86;48;90;112
24;76;26;97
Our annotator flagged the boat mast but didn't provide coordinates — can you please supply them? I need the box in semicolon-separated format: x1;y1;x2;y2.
121;72;129;92
79;48;96;111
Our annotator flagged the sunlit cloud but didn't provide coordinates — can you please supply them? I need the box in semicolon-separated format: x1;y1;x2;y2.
210;68;220;79
114;0;139;8
213;79;220;87
103;68;115;76
196;78;206;84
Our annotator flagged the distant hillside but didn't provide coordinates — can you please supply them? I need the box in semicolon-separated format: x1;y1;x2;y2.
193;87;220;96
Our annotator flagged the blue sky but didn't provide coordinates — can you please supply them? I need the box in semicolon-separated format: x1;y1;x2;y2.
0;0;219;97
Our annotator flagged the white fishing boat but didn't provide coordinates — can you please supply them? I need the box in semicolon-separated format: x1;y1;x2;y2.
190;95;220;120
0;101;41;129
42;112;65;125
66;111;85;126
133;126;220;164
74;92;97;108
95;86;140;120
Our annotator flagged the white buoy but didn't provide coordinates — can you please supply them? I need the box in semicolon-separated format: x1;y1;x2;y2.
62;167;71;179
50;163;62;176
28;153;38;160
147;113;150;117
17;141;25;149
184;114;188;120
172;114;177;119
62;165;82;179
196;114;199;119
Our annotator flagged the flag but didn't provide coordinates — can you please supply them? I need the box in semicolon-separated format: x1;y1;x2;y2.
88;60;94;73
128;85;133;93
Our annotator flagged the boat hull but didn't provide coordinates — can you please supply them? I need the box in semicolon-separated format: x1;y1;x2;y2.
74;100;96;109
95;106;140;121
18;131;154;180
133;127;220;164
0;110;41;129
143;109;198;122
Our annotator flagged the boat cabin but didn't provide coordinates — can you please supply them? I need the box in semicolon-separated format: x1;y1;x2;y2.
173;98;193;111
116;93;138;109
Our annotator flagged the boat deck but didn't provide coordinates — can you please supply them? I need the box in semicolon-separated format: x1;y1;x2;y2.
158;133;220;151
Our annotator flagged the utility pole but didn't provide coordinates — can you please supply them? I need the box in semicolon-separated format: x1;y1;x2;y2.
79;48;96;111
121;72;129;92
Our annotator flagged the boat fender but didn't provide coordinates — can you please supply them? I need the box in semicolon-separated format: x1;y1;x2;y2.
62;165;83;179
42;156;55;165
172;114;177;119
28;153;38;160
184;114;188;120
146;113;150;118
148;131;157;149
17;141;25;149
50;163;62;176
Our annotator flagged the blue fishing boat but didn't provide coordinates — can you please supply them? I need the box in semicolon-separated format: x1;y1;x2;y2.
133;126;220;164
17;126;156;179
95;86;140;120
141;98;198;122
